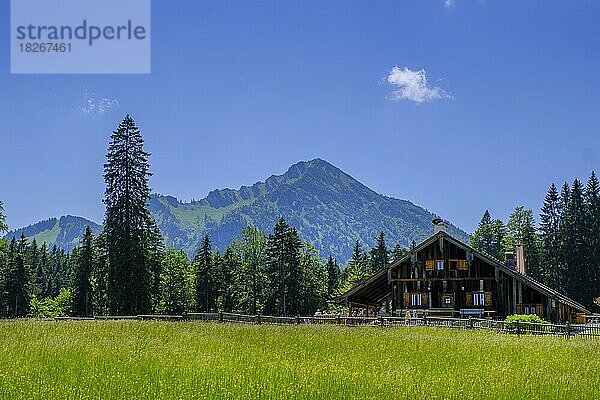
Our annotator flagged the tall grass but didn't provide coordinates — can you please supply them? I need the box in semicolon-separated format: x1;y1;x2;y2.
0;320;598;399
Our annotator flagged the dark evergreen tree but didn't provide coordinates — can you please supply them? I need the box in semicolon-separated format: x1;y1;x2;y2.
37;243;49;298
5;241;32;317
539;183;561;287
103;114;156;315
265;217;302;316
193;235;215;312
72;227;95;316
562;179;586;304
470;210;505;260
584;172;600;308
219;246;239;312
28;239;40;295
326;256;340;298
369;231;390;271
391;244;408;261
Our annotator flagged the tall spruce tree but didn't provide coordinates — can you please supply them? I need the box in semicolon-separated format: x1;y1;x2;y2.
193;235;215;312
219;246;239;312
369;231;390;272
326;256;341;299
5;236;32;317
562;179;586;304
103;114;156;315
337;241;369;295
265;217;302;316
0;201;7;233
72;227;95;316
584;172;600;308
539;183;561;287
0;202;8;317
470;210;505;260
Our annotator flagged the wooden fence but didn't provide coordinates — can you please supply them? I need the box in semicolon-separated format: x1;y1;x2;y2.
51;312;600;338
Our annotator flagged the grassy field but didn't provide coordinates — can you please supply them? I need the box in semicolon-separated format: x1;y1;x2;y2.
0;321;598;399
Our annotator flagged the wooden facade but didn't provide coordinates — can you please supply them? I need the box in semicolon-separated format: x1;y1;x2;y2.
336;227;589;323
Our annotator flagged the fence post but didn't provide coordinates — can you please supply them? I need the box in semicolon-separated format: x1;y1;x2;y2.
295;315;300;325
566;321;571;339
469;318;474;330
423;315;427;326
516;321;520;336
218;312;223;323
257;314;261;325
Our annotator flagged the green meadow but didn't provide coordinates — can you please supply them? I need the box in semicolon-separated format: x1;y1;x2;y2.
0;321;598;399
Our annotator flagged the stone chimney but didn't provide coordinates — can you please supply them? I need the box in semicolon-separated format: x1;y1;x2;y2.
515;244;526;275
432;218;448;234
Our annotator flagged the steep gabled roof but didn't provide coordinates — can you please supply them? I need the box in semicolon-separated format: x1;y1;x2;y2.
335;230;590;314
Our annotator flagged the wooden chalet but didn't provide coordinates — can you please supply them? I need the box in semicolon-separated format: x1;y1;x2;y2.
336;220;589;323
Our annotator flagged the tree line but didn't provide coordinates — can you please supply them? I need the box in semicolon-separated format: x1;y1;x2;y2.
0;115;403;318
471;174;600;309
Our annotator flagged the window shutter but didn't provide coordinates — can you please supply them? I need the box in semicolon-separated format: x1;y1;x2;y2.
403;292;410;307
423;293;429;306
458;260;469;270
425;260;435;271
484;292;492;307
465;292;473;306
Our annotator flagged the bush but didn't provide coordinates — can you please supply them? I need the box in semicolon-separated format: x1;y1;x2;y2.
30;289;72;318
504;314;546;324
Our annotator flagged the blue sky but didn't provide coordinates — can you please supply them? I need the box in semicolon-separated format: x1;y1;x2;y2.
1;0;600;233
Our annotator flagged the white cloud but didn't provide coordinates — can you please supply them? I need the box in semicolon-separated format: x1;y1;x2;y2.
444;0;455;7
386;66;451;104
79;89;119;114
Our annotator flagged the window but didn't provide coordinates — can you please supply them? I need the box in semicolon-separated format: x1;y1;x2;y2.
457;260;469;270
524;305;537;315
410;293;423;306
449;260;458;270
436;261;444;270
473;292;485;306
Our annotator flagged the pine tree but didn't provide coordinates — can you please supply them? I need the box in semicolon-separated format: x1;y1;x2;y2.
193;235;214;312
5;240;32;318
72;227;95;316
391;244;407;261
0;203;8;317
337;241;369;295
0;201;7;234
28;239;40;295
583;172;600;308
219;247;239;312
38;243;49;298
103;114;156;315
562;179;586;303
539;183;561;287
369;231;389;272
326;256;340;298
265;217;302;316
471;210;505;260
